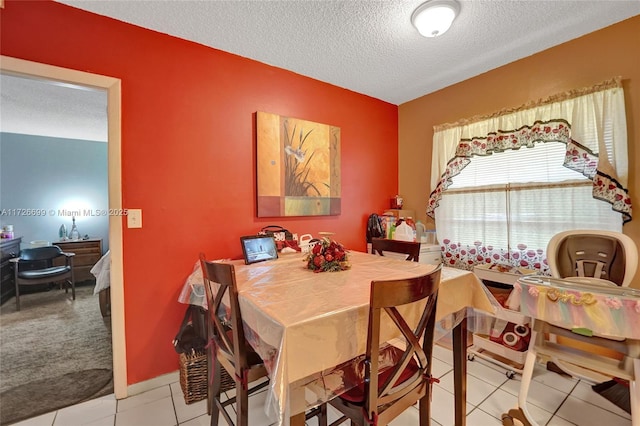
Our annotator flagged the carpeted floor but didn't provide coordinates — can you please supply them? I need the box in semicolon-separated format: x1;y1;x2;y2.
0;368;113;425
0;284;113;424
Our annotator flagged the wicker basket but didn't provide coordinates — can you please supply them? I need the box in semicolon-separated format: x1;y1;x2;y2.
178;350;235;404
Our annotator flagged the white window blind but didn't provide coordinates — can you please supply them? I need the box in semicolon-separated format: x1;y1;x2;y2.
447;142;587;188
435;142;622;271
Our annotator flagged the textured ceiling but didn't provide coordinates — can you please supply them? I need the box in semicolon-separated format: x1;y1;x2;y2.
0;74;108;142
56;0;640;105
2;0;640;141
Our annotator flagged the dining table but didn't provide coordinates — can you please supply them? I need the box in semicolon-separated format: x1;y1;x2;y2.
180;250;497;426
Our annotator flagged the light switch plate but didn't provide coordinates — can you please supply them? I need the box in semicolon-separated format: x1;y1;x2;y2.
127;209;142;228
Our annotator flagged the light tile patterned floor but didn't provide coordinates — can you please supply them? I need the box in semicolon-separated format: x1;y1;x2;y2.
12;345;632;426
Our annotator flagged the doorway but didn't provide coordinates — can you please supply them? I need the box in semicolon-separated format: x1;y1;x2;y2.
0;56;126;398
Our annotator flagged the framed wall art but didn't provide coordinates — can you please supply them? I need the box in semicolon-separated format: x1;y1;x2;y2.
256;111;341;217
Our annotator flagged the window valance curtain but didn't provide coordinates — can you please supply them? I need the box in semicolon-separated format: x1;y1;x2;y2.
427;77;631;224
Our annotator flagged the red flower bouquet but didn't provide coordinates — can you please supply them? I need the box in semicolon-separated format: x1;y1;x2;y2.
304;237;350;272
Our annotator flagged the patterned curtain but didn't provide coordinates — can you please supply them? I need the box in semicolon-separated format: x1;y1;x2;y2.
428;78;631;271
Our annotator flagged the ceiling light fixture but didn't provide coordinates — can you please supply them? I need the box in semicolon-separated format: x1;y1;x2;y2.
411;0;460;38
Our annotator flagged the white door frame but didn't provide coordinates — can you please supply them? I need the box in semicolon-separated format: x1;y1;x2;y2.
1;55;128;398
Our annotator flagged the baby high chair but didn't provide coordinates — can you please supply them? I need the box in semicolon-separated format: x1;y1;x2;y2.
547;229;637;287
503;229;640;426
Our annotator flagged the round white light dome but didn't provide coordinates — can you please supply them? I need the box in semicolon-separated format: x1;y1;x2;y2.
412;0;460;38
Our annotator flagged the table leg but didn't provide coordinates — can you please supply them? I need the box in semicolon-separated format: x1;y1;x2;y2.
290;412;306;426
452;316;467;426
99;287;111;317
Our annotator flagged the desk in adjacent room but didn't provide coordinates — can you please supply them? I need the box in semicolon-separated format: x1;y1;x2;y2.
53;238;103;282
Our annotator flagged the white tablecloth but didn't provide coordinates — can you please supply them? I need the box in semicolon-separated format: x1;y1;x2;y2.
180;251;496;425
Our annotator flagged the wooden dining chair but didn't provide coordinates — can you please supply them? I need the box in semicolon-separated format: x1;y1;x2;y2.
371;237;421;262
199;254;269;426
326;265;442;426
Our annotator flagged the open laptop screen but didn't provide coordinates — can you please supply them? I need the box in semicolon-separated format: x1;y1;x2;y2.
240;235;279;265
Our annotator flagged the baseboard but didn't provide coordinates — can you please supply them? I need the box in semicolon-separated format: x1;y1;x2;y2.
125;370;180;398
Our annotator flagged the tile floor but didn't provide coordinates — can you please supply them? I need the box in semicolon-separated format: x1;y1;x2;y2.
12;344;632;426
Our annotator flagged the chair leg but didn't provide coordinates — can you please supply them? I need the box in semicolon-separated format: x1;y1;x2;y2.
70;267;76;300
15;284;20;311
14;267;20;311
318;404;327;426
631;358;639;426
516;339;539;426
209;357;222;426
236;377;250;426
502;408;532;426
306;404;328;426
206;346;212;417
418;394;431;426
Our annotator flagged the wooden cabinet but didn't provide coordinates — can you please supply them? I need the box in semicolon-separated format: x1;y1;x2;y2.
1;237;22;305
53;239;103;283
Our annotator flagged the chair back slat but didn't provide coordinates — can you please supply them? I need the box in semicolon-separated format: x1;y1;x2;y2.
199;254;249;371
371;237;421;262
365;265;441;421
199;253;271;426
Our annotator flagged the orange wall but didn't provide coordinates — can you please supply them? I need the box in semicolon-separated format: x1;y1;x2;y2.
399;15;640;252
0;0;398;384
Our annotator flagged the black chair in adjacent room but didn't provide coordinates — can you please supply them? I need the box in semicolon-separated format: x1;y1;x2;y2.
11;245;75;311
